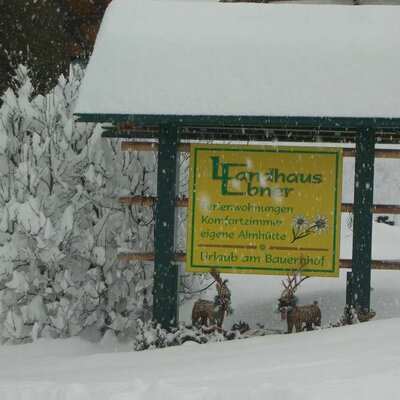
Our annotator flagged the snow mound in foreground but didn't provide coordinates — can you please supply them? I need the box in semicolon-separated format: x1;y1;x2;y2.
1;317;400;400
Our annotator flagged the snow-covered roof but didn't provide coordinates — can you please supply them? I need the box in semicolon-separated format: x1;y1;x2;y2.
75;1;400;119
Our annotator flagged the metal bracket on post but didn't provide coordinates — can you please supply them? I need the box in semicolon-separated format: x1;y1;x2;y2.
153;124;179;330
347;128;375;311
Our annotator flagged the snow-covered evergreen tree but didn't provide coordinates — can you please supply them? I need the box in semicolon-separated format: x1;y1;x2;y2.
0;66;156;343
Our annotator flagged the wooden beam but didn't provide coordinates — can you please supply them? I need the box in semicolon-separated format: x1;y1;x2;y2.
340;259;400;270
117;123;158;133
118;196;188;207
121;141;190;152
118;252;400;270
342;148;400;159
118;252;155;261
118;196;156;206
341;203;400;214
118;252;186;262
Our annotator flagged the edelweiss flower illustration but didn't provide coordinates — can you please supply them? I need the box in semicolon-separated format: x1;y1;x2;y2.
292;215;308;229
290;214;329;243
312;215;329;234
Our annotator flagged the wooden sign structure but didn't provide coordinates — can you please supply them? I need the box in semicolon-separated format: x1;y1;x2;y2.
187;144;343;277
74;2;400;330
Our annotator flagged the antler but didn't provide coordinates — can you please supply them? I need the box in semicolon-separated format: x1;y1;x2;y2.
291;269;309;293
281;257;309;294
282;274;296;290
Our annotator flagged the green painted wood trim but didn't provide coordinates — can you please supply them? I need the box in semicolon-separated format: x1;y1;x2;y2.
349;128;375;310
152;124;179;330
75;113;400;131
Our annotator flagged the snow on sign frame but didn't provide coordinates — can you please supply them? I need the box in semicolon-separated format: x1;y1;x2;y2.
187;144;343;277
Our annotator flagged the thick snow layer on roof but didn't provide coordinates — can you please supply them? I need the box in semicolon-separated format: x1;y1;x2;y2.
76;1;400;118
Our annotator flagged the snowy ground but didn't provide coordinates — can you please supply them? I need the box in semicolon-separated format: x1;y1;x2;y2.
1;219;400;399
1;307;400;399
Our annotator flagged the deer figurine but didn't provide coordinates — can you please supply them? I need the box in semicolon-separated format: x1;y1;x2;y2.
278;265;321;333
191;269;232;328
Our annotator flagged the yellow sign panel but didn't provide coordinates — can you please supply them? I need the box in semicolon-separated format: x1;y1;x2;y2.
186;144;343;277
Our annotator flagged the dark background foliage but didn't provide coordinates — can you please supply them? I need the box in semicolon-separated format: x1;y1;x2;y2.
0;0;110;96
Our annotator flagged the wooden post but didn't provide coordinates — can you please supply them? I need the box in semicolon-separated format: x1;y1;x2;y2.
152;124;179;330
348;128;375;310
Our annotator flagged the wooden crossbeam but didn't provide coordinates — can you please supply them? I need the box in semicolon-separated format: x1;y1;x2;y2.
118;252;186;262
118;196;188;207
117;123;158;133
342;203;400;214
117;252;400;270
339;260;400;270
121;142;190;152
342;148;400;159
